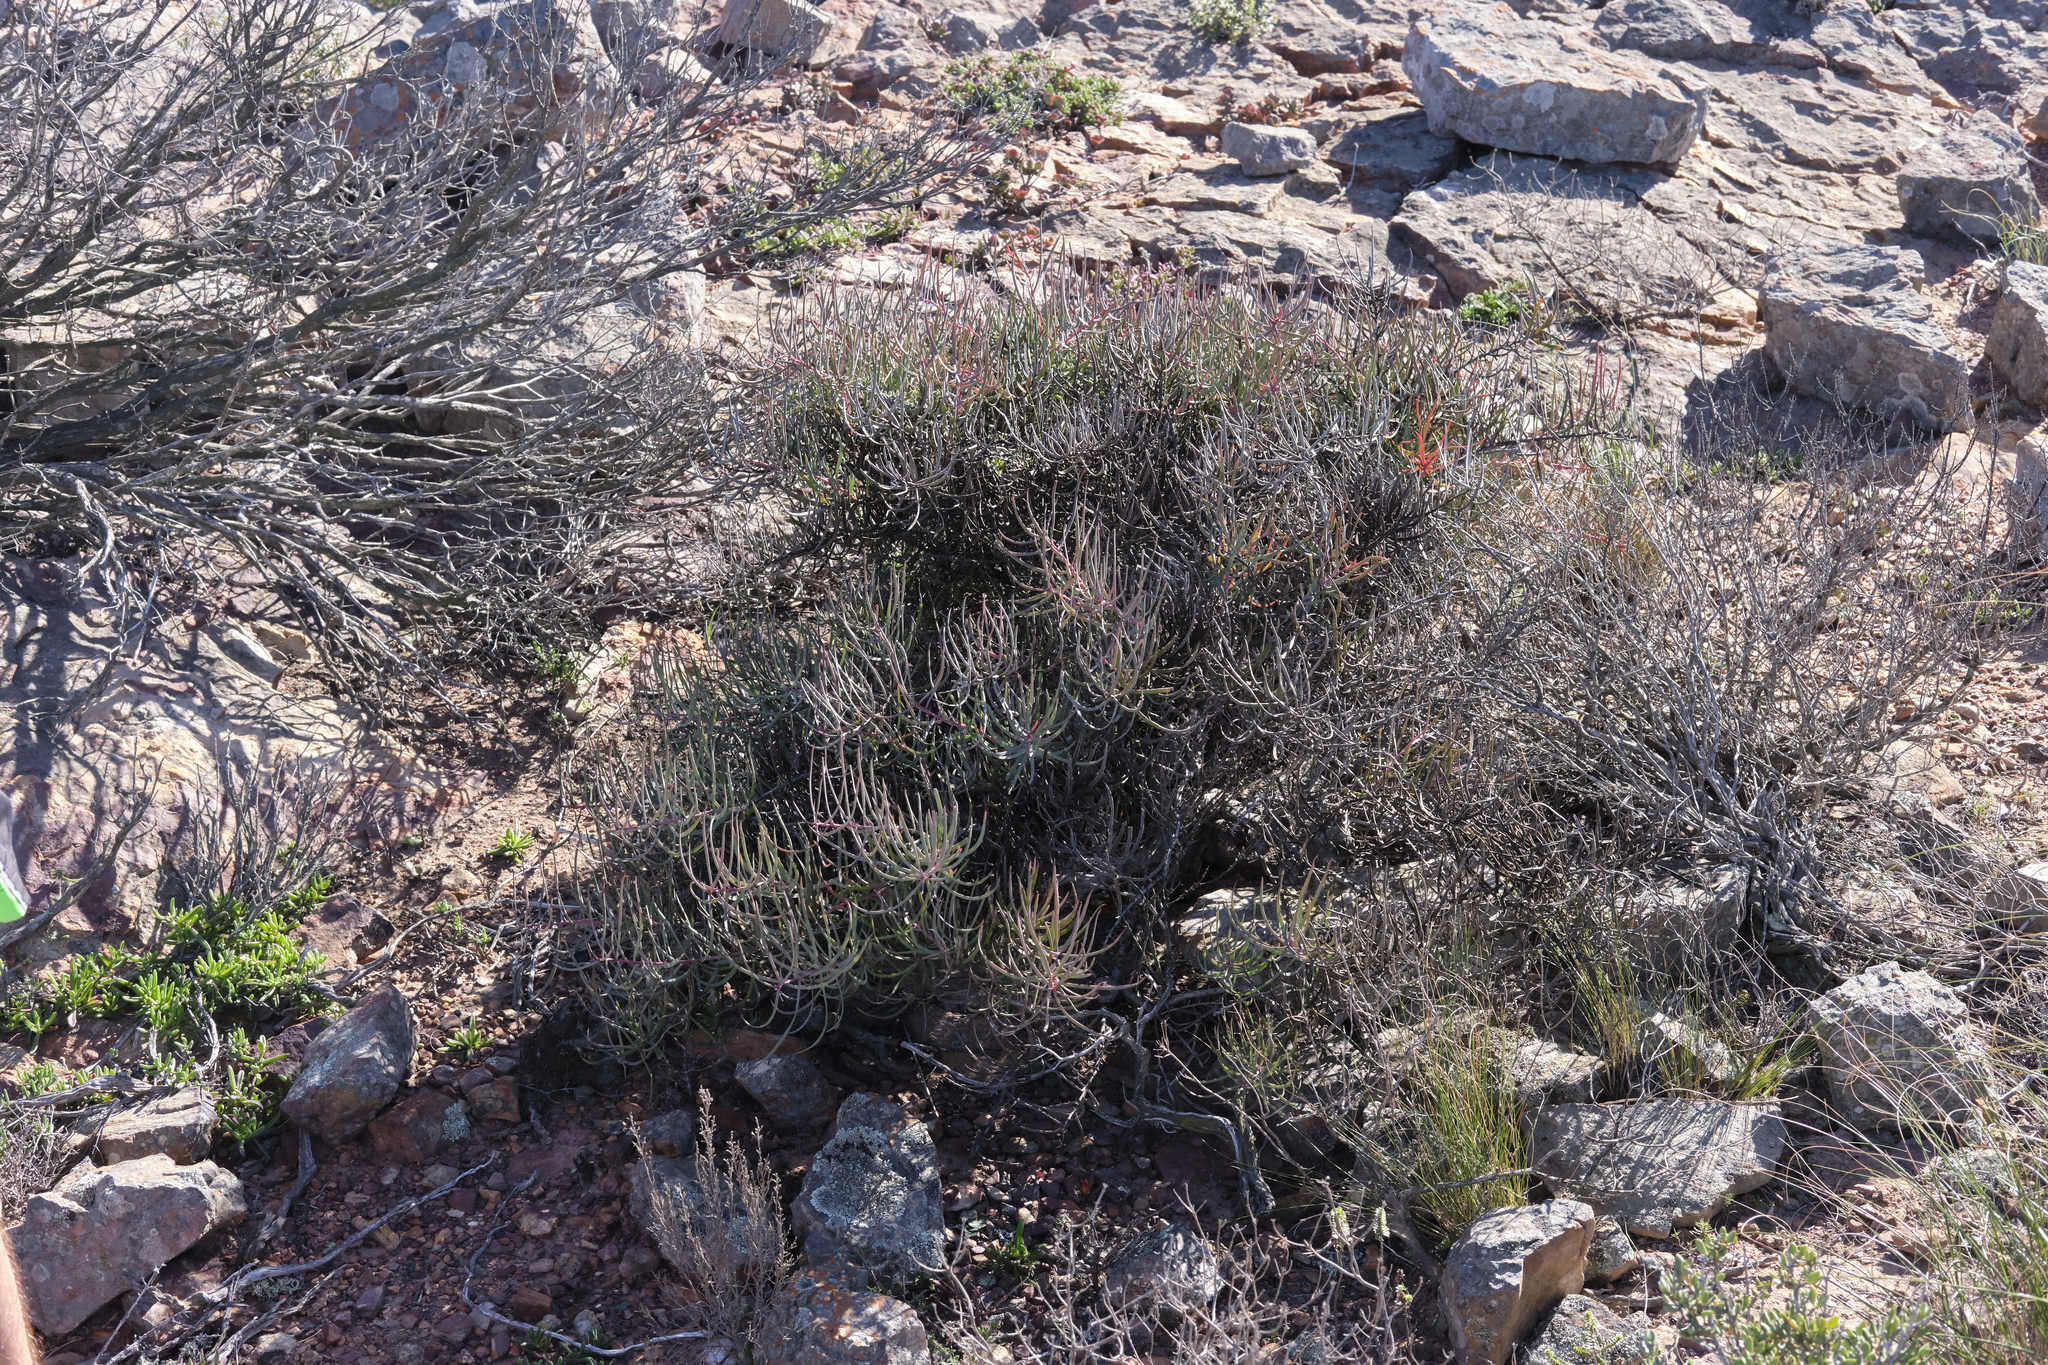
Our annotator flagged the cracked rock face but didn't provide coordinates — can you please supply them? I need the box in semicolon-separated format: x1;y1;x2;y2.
1403;5;1706;167
792;1094;946;1290
1531;1100;1786;1238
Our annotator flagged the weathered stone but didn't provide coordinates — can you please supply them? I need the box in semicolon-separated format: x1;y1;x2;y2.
718;0;834;62
1805;961;1991;1132
1583;1217;1641;1287
1439;1199;1595;1365
1221;121;1318;177
1621;865;1747;967
1897;110;2039;244
77;1087;215;1165
1532;1100;1786;1238
1404;6;1705;167
1324;109;1464;190
939;8;1038;52
1986;861;2048;933
1100;1222;1223;1318
792;1094;945;1290
638;1106;697;1157
367;1090;470;1164
1989;261;2048;407
758;1267;930;1365
628;1156;775;1276
1523;1294;1657;1365
282;986;415;1141
11;1155;246;1336
736;1053;839;1129
1760;244;1973;433
1392;155;1714;322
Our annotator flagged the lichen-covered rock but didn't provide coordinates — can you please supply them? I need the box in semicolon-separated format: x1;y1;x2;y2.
1532;1100;1786;1238
1805;961;1991;1131
718;0;836;62
1404;6;1705;167
1760;243;1972;432
758;1268;930;1365
1896;110;2039;244
1439;1199;1595;1365
11;1155;247;1335
1523;1294;1657;1365
282;986;415;1140
792;1094;945;1289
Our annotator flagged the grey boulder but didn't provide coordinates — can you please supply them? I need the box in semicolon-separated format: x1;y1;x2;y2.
1100;1222;1223;1318
1989;261;2048;408
11;1155;247;1335
1532;1100;1786;1238
1439;1199;1595;1365
1760;243;1972;432
1220;121;1319;177
1404;7;1705;167
792;1094;946;1290
281;986;415;1141
1897;110;2040;245
736;1053;839;1129
1805;961;1991;1131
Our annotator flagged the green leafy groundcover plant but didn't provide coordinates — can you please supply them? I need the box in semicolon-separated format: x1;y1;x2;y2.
0;880;331;1140
943;52;1123;131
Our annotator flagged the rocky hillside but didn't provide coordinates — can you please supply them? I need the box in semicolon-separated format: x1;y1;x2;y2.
6;0;2048;1363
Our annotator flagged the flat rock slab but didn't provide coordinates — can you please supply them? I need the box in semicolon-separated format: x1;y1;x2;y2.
75;1086;215;1165
1325;108;1465;190
1897;109;2039;243
1759;243;1973;432
12;1155;247;1335
1391;154;1714;321
1532;1100;1786;1238
1404;4;1706;167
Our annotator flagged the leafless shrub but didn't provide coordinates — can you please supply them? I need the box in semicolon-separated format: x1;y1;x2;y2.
945;1215;1426;1363
0;0;982;679
640;1097;793;1347
0;1102;67;1222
